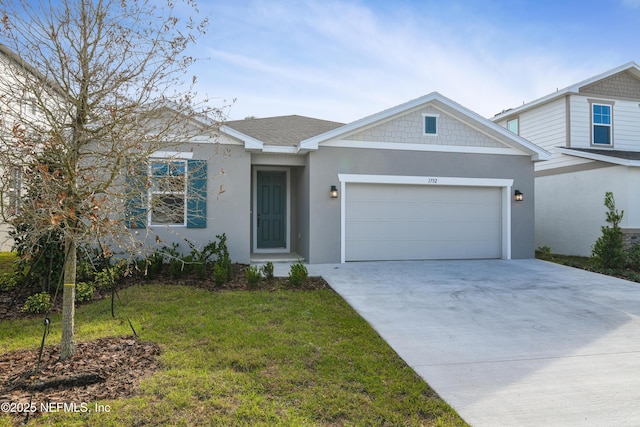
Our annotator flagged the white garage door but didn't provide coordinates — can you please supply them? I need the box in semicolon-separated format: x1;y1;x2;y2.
345;183;502;261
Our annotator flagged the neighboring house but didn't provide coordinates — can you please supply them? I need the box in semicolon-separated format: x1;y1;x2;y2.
135;92;549;264
0;43;63;251
493;62;640;256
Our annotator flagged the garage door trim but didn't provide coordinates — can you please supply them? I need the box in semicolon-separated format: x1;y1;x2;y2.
337;174;514;263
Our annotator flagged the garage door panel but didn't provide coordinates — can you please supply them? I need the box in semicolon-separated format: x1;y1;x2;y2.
345;183;502;261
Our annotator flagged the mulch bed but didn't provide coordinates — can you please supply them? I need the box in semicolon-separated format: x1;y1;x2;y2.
0;337;160;421
0;263;330;422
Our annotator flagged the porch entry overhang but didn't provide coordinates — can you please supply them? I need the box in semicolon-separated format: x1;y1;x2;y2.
252;167;291;253
338;174;514;263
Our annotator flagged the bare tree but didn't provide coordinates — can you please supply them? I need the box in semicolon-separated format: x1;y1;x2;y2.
0;0;223;359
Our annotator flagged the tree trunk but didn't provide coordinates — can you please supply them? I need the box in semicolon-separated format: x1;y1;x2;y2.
60;238;76;359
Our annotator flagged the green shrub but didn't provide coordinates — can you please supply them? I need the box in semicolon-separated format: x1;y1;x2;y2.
0;272;17;292
215;234;233;282
76;258;96;282
288;261;308;287
21;292;52;314
592;192;625;270
261;262;274;281
245;265;262;288
145;250;165;278
535;245;552;260
75;281;95;303
11;226;64;293
213;263;228;286
625;244;640;270
192;259;206;279
93;269;113;290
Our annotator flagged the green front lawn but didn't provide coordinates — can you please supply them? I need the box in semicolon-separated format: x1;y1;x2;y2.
0;284;467;426
0;252;17;273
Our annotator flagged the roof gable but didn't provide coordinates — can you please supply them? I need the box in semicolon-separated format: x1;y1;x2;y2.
344;104;506;149
301;92;550;161
579;70;640;98
494;62;640;121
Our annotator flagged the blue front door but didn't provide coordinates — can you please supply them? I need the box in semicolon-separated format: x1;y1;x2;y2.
257;171;286;249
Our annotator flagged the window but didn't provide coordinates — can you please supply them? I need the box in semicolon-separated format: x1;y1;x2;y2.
423;114;438;135
150;160;187;225
507;118;519;134
8;166;21;215
125;158;207;229
592;103;612;145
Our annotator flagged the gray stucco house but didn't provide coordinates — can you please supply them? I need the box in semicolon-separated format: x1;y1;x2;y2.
134;92;550;264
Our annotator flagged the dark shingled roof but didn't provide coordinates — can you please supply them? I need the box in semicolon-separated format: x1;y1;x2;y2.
563;147;640;161
225;115;345;147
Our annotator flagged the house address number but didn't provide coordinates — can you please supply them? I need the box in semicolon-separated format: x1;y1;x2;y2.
428;178;438;184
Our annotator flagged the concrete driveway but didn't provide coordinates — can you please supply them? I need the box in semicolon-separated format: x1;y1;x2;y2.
302;259;640;427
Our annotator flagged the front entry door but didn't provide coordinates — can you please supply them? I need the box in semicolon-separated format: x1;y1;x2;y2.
257;171;286;249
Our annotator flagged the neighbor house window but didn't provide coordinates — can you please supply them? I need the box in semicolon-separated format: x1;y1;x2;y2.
592;103;612;145
149;160;187;225
423;114;439;135
8;166;21;215
507;118;519;134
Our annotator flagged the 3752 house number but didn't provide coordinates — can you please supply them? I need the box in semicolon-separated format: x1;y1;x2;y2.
427;178;438;184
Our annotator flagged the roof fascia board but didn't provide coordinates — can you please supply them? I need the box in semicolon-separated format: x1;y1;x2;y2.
301;91;549;161
261;145;299;154
220;125;263;150
323;139;525;156
299;92;442;150
493;62;640;121
557;147;640;166
432;95;551;161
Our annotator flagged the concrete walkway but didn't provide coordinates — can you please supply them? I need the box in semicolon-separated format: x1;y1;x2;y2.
282;259;640;427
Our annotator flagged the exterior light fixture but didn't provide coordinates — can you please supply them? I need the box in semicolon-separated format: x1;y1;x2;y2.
330;185;338;199
514;190;523;201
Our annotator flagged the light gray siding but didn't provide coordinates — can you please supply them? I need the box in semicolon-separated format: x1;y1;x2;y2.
346;106;507;148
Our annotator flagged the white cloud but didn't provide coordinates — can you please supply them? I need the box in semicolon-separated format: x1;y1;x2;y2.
194;0;635;123
622;0;640;8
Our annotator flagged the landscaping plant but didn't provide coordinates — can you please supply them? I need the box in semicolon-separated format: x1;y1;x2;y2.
289;261;308;286
592;192;625;270
261;261;275;282
21;292;52;314
245;265;262;288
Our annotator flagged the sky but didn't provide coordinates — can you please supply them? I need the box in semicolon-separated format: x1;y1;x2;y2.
188;0;640;123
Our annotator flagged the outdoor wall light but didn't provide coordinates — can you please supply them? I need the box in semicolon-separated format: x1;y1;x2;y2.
514;190;523;202
330;185;338;199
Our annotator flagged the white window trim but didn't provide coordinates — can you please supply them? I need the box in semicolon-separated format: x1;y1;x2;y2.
150;151;194;159
507;118;519;135
590;101;614;147
422;113;439;136
148;159;188;227
337;174;513;263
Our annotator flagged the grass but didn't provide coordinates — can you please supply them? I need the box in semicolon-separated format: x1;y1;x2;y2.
0;283;467;426
0;252;17;273
536;250;640;283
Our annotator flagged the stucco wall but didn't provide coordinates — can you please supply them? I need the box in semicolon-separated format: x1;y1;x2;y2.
134;143;252;264
307;147;536;263
535;164;625;256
